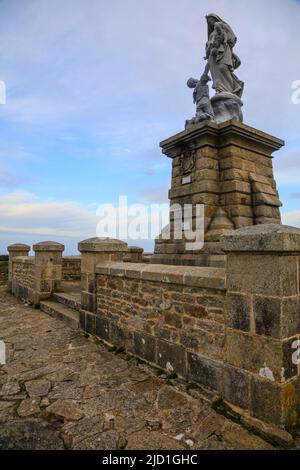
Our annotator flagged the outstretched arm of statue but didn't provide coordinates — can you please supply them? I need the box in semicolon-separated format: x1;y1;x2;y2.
204;41;211;60
203;62;210;76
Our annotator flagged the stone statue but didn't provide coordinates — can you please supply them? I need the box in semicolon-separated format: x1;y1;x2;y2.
185;74;214;129
205;14;244;98
185;14;244;127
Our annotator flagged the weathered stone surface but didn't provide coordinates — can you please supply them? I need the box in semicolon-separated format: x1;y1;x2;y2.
221;421;274;450
188;353;223;392
0;420;64;450
17;398;41;417
240;413;294;447
62;415;104;448
73;430;121;450
157;340;186;377
253;296;281;338
7;244;30;253
33;241;64;252
225;329;283;381
62;257;81;282
126;430;186;450
226;253;298;296
95;316;110;341
222;224;300;253
85;313;96;334
156;114;284;266
0;286;284;449
281;296;300;338
48;381;83;400
222;365;250;409
226;293;251;332
25;379;51;397
134;332;157;364
46;400;84;421
251;377;282;426
0;380;21;397
78;237;128;254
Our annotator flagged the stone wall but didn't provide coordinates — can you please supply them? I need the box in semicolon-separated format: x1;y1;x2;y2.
62;256;81;281
221;225;300;428
11;257;35;301
78;228;300;429
81;261;226;392
0;255;8;285
8;241;64;305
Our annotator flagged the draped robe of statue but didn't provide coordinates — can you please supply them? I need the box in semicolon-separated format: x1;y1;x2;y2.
205;13;244;98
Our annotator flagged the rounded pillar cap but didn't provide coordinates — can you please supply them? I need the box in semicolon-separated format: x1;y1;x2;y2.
78;237;128;253
7;243;30;253
33;241;65;252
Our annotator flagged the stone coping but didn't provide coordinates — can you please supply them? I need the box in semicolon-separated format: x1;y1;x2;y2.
12;256;35;265
78;237;128;253
62;256;81;261
7;244;30;253
221;224;300;253
160;120;284;158
95;262;226;290
33;241;65;252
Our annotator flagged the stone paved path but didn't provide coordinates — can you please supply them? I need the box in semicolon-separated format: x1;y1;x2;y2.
0;286;277;450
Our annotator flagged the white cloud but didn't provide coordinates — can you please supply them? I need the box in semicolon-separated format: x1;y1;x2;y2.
0;191;161;254
273;149;300;186
0;191;98;246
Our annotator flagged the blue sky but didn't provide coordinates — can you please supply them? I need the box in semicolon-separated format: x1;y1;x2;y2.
0;0;300;254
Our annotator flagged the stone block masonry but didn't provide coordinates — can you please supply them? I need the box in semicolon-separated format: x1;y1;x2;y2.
7;244;30;290
8;241;64;305
0;255;8;286
152;120;284;267
78;227;300;429
221;225;300;428
62;256;81;281
11;256;35;300
94;263;226;390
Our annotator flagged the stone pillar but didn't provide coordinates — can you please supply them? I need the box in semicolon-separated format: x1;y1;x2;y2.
221;225;300;429
33;241;64;304
152;120;284;267
78;237;128;334
7;243;30;290
125;246;144;263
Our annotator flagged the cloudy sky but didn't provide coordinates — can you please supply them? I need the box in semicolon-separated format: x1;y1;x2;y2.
0;0;300;254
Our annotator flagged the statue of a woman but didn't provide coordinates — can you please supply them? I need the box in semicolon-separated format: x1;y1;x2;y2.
204;13;244;98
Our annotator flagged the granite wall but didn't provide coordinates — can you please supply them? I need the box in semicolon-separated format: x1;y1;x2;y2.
62;256;81;281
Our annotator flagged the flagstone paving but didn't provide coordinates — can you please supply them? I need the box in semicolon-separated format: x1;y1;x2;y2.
0;286;279;450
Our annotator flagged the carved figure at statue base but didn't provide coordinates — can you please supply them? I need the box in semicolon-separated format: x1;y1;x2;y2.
185;74;215;130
